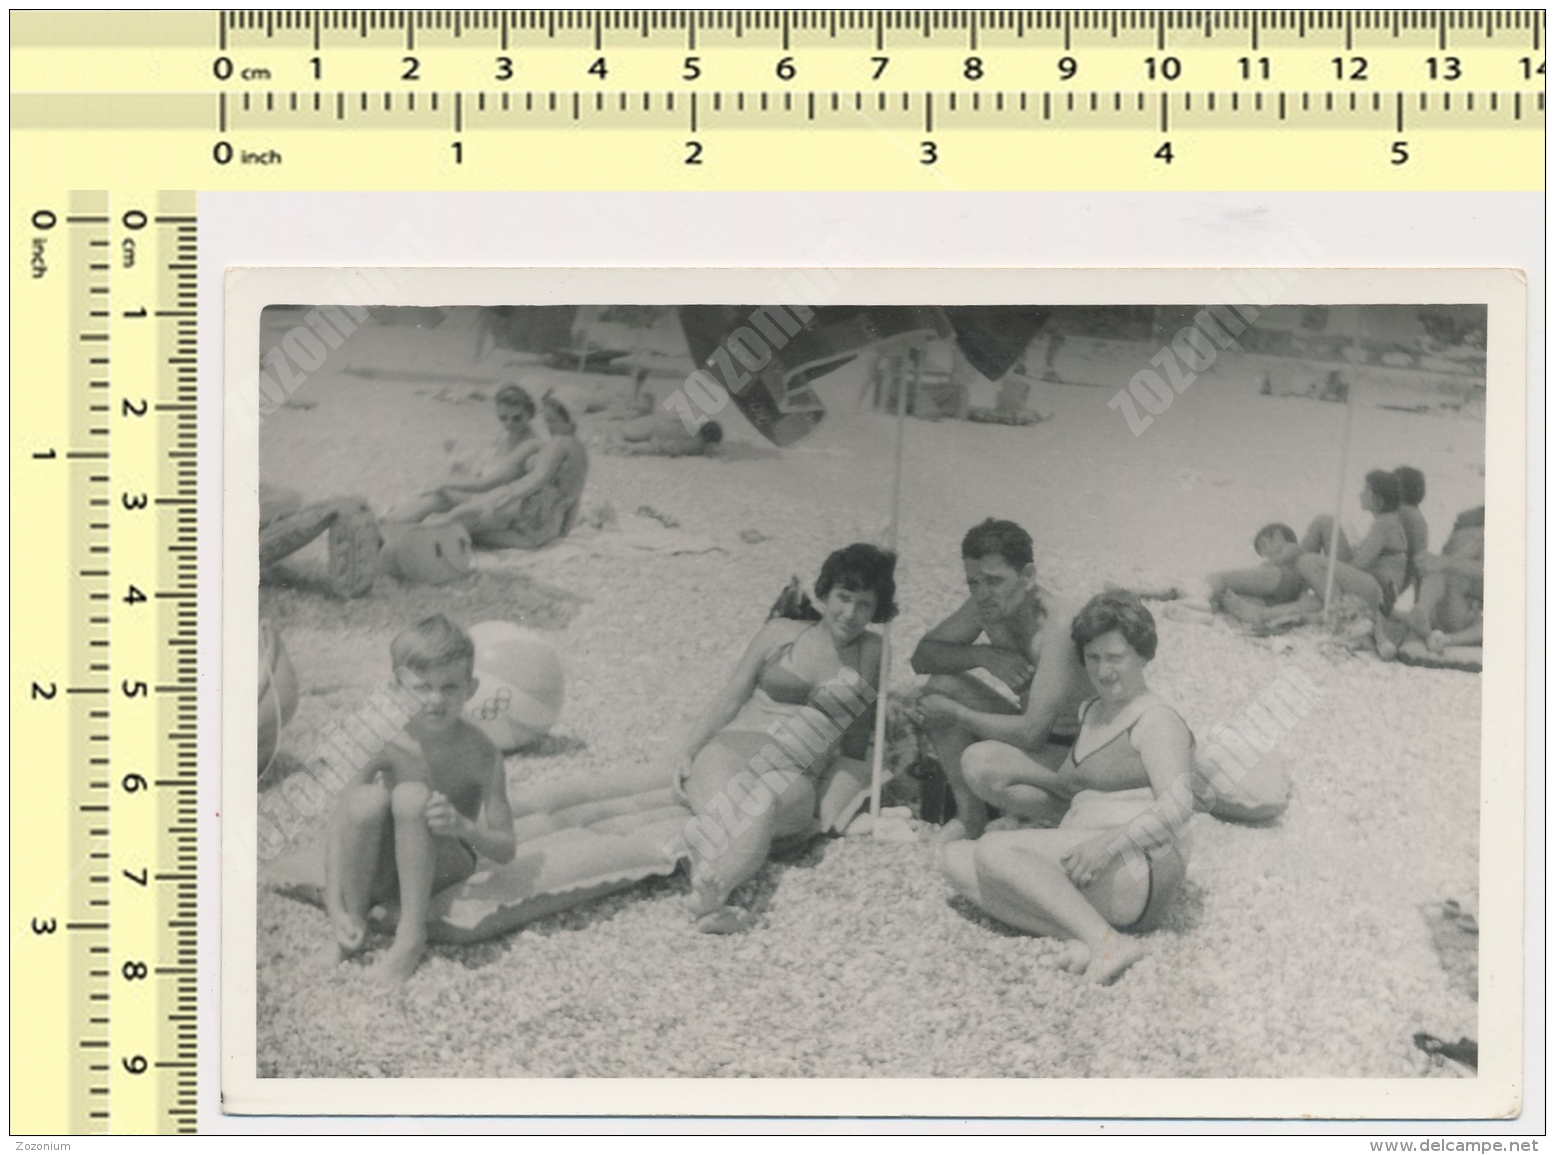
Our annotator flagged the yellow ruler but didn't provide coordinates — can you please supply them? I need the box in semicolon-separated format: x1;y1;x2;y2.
8;7;1544;1136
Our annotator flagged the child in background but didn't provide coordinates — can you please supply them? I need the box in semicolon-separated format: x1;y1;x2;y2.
1181;523;1309;627
314;615;516;984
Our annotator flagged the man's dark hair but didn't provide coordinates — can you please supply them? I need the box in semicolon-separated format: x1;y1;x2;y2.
960;518;1034;570
698;420;724;444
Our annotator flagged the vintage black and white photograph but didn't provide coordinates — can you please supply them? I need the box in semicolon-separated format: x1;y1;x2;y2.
226;268;1521;1114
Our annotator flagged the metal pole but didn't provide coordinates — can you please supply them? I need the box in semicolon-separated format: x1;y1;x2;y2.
869;344;915;819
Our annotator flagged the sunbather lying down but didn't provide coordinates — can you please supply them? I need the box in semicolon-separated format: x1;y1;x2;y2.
600;414;723;457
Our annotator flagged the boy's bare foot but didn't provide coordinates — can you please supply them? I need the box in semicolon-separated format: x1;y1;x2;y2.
368;940;424;985
328;909;367;954
309;940;352;970
1084;930;1146;985
1040;941;1091;975
694;906;754;934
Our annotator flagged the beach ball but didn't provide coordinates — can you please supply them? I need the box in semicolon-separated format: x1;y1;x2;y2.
465;621;565;752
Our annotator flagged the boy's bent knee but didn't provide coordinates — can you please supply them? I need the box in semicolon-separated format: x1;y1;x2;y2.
389;780;431;819
342;783;390;823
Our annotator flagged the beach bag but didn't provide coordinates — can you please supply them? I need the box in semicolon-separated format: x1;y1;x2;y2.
258;620;300;779
326;499;383;598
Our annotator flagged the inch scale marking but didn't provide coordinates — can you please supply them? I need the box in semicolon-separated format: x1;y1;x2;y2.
12;193;198;1135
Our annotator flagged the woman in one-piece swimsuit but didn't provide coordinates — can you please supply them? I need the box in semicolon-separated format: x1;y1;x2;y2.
941;590;1196;985
673;544;896;933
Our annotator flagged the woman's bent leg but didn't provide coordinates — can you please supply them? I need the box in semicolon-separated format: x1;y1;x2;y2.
682;734;812;929
972;830;1149;984
1296;553;1382;607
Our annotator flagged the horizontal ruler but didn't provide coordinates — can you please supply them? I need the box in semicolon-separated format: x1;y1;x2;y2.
10;9;1545;190
12;10;1547;92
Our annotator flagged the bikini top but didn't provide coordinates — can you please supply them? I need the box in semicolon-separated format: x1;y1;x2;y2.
1057;697;1194;795
757;626;863;707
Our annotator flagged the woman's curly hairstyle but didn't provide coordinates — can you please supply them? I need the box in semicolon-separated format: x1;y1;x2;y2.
1071;589;1158;661
815;542;898;623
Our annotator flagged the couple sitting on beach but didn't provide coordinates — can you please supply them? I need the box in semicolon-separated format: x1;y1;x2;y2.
1196;464;1483;657
675;519;1193;984
387;382;590;550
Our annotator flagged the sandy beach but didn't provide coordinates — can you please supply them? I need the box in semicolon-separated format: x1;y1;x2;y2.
256;325;1483;1080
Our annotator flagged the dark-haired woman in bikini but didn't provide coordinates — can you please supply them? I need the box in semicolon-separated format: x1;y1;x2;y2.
941;591;1195;984
672;544;895;933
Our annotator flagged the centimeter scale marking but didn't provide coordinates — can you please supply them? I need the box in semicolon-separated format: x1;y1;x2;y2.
13;194;198;1134
11;9;1543;189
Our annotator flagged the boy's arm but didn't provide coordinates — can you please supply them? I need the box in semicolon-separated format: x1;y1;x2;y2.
468;751;517;864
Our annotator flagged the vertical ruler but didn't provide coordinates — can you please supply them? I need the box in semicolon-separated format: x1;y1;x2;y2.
11;192;198;1134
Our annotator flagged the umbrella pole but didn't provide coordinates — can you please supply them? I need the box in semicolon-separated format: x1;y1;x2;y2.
869;345;915;820
1320;379;1358;624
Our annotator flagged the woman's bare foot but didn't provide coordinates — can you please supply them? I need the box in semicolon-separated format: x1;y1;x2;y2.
694;906;754;934
1428;629;1448;654
685;858;731;920
1084;930;1146;985
368;939;424;985
932;818;969;845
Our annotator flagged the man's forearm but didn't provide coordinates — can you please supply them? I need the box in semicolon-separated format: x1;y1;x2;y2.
911;641;1000;676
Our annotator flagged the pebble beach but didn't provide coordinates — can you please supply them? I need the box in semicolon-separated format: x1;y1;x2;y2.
256;334;1483;1080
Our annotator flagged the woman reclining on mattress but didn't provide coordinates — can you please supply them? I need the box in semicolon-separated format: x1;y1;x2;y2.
940;590;1195;985
670;543;895;933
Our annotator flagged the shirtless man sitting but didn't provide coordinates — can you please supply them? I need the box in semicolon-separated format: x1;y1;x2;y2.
910;518;1091;841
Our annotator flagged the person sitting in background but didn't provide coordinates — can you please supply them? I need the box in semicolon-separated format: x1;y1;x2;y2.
1293;469;1410;616
1394;465;1430;594
671;544;893;933
940;591;1195;985
1377;505;1484;659
385;382;542;525
910;519;1090;842
602;412;723;458
427;394;589;550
